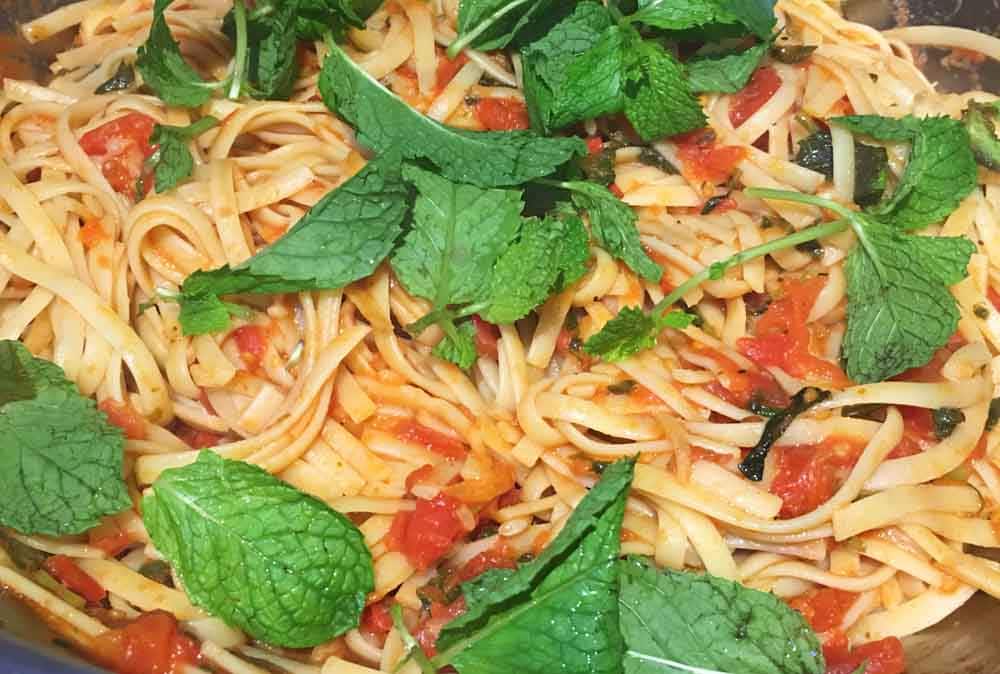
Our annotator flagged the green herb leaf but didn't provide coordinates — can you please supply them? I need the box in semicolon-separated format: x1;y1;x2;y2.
834;115;978;230
148;117;218;193
618;557;824;674
793;130;888;206
319;40;585;188
142;451;373;647
480;210;590;324
713;0;777;39
434;460;634;674
252;0;300;100
582;307;693;361
623;38;706;141
391;604;437;674
0;341;130;536
932;407;965;440
294;0;368;41
738;387;831;481
434;321;478;369
177;152;411;335
136;0;215;107
95;61;136;94
686;41;769;94
962;101;1000;171
843;214;973;382
450;0;568;57
520;4;625;135
560;181;662;282
628;0;776;39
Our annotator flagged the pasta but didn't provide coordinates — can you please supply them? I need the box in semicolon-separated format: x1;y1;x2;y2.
2;0;1000;673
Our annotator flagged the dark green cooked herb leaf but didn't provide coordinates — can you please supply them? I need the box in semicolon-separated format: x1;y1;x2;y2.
793;130;888;207
0;340;131;535
987;397;1000;432
739;387;831;481
95;61;136;94
770;43;816;64
618;557;824;674
319;40;585;187
963;101;1000;171
932;407;965;440
143;451;373;647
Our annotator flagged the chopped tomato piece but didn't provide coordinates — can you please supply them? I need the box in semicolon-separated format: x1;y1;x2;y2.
555;328;573;353
769;438;864;518
79;112;156;195
43;555;106;603
176;425;226;449
609;183;625;198
99;399;147;440
386;494;470;570
93;610;200;674
738;276;849;387
825;637;906;674
405;464;435;493
674;129;746;184
586;136;604;154
230;324;268;370
360;599;395;636
475;97;530;131
88;529;134;557
453;545;517;586
473;315;500;360
396;420;468;460
988;286;1000;313
436;52;469;92
789;588;858;633
887;405;935;458
729;66;782;128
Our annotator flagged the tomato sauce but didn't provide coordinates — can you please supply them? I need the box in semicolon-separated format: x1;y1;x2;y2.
769;438;864;518
738;276;849;387
825;637;906;674
674;129;747;184
99;399;147;440
396;419;468;460
472;315;500;359
230;324;269;370
475;98;530;131
43;555;106;603
78;112;157;196
92;610;200;674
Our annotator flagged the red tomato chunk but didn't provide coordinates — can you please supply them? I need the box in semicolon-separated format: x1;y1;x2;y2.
386;494;470;570
230;324;269;370
99;399;147;440
78;112;156;195
825;637;906;674
674;129;746;185
93;610;200;674
43;555;106;603
729;66;782;128
769;439;863;518
476;97;530;130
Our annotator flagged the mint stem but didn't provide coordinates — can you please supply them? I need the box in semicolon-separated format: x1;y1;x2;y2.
227;0;248;100
446;0;532;59
648;210;848;320
390;604;437;674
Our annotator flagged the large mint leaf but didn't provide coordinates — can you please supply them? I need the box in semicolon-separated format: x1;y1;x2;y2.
177;152;412;335
318;42;586;187
622;39;706;141
434;460;634;674
143;451;373;647
843;215;974;383
0;341;130;535
619;558;824;674
136;0;214;107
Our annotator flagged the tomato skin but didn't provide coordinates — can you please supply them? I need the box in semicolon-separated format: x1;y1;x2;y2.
79;112;156;196
738;277;849;387
387;494;470;570
586;136;604;154
674;129;746;184
230;325;268;370
729;66;782;128
43;556;107;603
475;97;530;130
360;598;394;636
789;588;858;633
472;315;500;360
99;399;147;440
88;529;134;557
176;426;226;449
436;52;469;92
454;545;517;586
609;183;625;198
769;439;864;518
397;420;468;460
825;637;906;674
93;610;200;674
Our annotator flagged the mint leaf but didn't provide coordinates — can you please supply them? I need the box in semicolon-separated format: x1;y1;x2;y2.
435;460;634;674
793;130;888;206
149;117;218;193
618;557;824;674
738;387;831;481
143;451;373;647
0;341;130;536
319;41;586;188
843;214;974;383
623;39;706;141
251;0;300;99
713;0;777;39
450;0;569;56
137;0;215;107
521;4;625;134
834;115;977;230
582;307;693;361
686;41;769;93
562;181;662;282
294;0;367;40
480;211;590;324
177;152;411;335
392;164;523;307
627;0;775;39
434;321;478;369
963;101;1000;171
